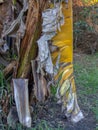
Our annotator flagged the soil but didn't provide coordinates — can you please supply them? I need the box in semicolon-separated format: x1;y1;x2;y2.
30;95;96;130
0;89;97;130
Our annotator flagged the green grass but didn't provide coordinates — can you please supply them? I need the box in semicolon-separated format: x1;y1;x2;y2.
74;53;98;126
29;120;63;130
3;120;63;130
0;69;12;104
0;70;6;102
74;53;98;93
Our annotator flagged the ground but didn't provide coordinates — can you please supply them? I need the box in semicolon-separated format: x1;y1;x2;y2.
29;52;98;130
0;52;98;130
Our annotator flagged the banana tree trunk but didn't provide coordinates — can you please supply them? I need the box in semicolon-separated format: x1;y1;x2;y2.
12;0;48;127
16;0;48;78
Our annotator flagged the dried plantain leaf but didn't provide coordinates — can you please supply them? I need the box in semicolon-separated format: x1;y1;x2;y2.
31;60;49;102
13;78;31;127
2;0;28;38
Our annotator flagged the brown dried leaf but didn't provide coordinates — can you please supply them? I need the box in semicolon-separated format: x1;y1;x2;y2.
31;60;49;102
3;60;17;77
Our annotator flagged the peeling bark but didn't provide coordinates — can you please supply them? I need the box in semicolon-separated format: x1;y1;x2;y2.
16;0;48;78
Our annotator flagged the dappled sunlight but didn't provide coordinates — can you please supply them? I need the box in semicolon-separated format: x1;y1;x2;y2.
73;0;98;7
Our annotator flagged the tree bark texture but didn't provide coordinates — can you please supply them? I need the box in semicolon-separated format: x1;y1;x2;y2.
16;0;48;78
